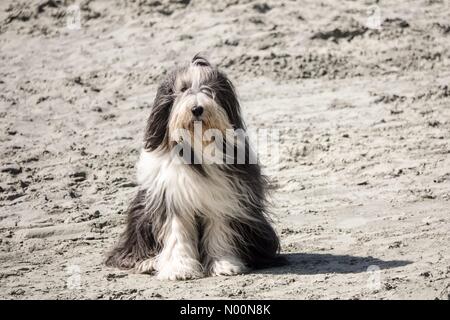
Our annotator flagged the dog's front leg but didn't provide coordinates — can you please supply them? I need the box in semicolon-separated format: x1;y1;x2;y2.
203;219;248;276
155;214;203;280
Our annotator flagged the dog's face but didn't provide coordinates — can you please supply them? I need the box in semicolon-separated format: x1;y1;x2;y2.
144;55;244;151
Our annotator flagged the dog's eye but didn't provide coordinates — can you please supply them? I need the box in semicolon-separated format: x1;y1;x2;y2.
180;85;188;92
200;87;213;98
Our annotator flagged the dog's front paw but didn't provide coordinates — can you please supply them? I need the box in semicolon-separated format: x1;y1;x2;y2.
156;260;203;281
209;257;247;276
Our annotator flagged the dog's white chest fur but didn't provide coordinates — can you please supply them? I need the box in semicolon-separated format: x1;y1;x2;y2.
137;149;241;219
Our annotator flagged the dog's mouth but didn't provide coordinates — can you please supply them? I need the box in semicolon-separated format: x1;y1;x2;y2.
187;119;204;131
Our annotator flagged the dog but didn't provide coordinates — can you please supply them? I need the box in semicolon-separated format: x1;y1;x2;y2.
105;54;282;280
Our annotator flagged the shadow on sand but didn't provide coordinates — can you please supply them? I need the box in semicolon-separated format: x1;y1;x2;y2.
257;253;411;275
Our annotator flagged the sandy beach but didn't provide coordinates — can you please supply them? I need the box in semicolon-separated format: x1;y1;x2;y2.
0;0;449;299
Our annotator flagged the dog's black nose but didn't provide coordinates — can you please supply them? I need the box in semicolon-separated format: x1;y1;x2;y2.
191;106;204;117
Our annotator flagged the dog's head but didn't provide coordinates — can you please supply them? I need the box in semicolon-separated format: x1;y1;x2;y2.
144;54;244;151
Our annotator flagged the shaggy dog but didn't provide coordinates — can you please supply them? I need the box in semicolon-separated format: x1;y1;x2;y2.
105;54;282;280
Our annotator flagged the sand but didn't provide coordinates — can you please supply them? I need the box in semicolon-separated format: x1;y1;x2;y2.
0;0;449;299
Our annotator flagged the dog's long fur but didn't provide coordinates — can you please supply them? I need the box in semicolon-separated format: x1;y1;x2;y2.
105;54;283;280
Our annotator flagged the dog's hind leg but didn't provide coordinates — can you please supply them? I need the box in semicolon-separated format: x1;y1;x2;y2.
105;190;157;270
135;258;156;274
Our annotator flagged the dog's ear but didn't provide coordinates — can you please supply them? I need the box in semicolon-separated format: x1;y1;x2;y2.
144;72;176;150
215;71;245;130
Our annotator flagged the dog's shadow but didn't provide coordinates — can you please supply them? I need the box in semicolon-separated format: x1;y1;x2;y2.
257;253;411;275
